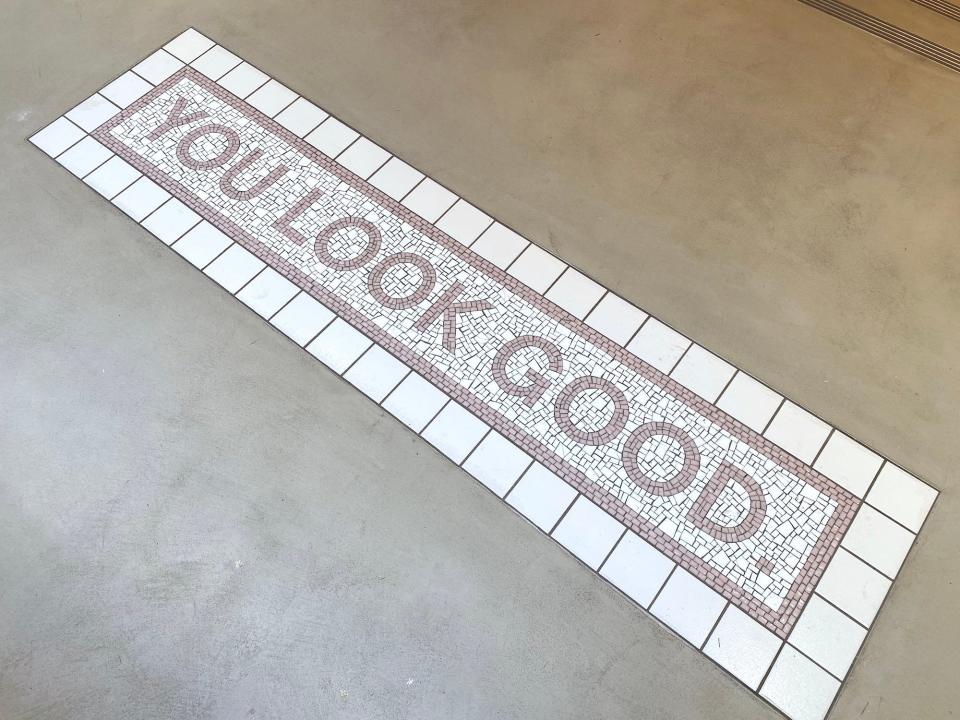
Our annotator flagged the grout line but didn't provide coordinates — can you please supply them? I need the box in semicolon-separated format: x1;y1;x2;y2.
835;544;897;582
199;241;235;272
810;588;871;631
339;341;375;378
666;339;694;376
622;312;651;349
756;641;787;694
502;459;536;500
269;93;301;120
760;397;787;437
458;428;494;468
580;289;608;323
547;493;579;536
596;527;628;574
810;427;835;468
78;152;116;181
647;564;677;610
265;289;301;322
231;265;268;297
700;602;729;650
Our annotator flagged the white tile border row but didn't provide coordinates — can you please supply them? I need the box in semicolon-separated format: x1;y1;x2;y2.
27;27;940;720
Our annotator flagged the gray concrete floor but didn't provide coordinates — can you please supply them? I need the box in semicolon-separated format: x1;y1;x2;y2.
1;1;957;718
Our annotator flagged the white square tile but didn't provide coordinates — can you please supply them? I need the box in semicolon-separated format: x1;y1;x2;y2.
269;293;335;346
507;244;566;293
171;221;232;268
56;136;112;177
83;156;141;199
551;496;624;570
100;72;152;108
760;646;840;720
236;268;299;318
217;62;269;99
626;318;690;373
462;432;532;497
599;531;674;608
813;432;883;498
585;294;648;345
505;464;577;532
669;345;735;402
191;45;241;80
368;157;424;201
763;401;831;464
816;548;890;626
436;199;492;245
841;504;914;578
112;177;170;221
866;464;937;532
246;79;297;117
203;244;266;293
305;117;359;158
650;568;726;646
30;117;85;157
381;373;449;432
336;138;390;179
422;402;489;463
142;198;200;245
470;223;529;269
133;49;184;85
401;178;457;222
344;346;410;402
545;269;605;319
716;372;783;433
704;606;782;689
789;595;866;679
66;94;120;132
164;28;214;63
306;319;372;374
274;98;328;138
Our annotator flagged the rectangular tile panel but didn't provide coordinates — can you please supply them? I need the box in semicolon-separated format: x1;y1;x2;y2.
29;29;938;720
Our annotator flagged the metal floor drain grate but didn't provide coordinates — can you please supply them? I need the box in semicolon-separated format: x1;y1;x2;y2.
799;0;960;73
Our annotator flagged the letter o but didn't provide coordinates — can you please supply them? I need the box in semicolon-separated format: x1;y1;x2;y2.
367;253;437;310
315;217;382;271
621;422;700;496
554;376;629;445
176;123;241;170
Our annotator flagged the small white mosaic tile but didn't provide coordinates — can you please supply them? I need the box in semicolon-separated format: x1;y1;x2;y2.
813;432;883;498
191;45;242;81
626;317;690;373
506;463;577;532
507;244;568;293
269;292;335;346
112;176;170;221
31;117;85;157
141;199;200;245
544;268;605;319
436;199;492;245
344;345;410;402
401;178;457;223
815;548;890;626
164;28;215;63
422;402;489;463
57;136;112;177
462;431;532;497
306;318;372;374
704;606;782;689
235;267;299;318
764;401;831;464
584;293;647;346
788;595;866;680
840;504;914;578
100;72;153;108
651;568;726;646
218;62;269;99
132;50;184;84
599;531;675;608
716;372;783;433
203;243;266;293
274;98;328;137
866;464;937;532
336;138;390;180
551;496;625;570
670;344;736;403
381;372;449;433
171;221;231;268
761;646;840;720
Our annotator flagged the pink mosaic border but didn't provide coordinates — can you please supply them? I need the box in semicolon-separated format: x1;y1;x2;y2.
93;66;860;637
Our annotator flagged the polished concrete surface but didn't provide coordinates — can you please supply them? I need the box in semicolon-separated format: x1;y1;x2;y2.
1;1;957;718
